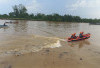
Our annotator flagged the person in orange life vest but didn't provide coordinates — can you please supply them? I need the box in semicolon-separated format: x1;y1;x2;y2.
79;32;84;38
71;33;77;39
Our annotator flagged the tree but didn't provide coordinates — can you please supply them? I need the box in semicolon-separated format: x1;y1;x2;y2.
13;4;27;18
9;12;15;18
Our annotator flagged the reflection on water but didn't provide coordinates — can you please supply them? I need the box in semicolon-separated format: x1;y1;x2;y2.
0;20;89;37
68;40;91;48
12;20;28;33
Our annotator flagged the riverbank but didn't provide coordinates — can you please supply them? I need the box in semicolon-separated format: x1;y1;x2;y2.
0;17;100;23
0;18;56;22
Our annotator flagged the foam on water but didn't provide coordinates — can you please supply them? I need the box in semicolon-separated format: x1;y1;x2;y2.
44;40;61;48
0;34;62;56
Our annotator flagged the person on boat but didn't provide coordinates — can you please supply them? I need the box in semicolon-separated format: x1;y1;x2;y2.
79;32;84;38
73;33;77;38
81;32;84;35
71;33;77;39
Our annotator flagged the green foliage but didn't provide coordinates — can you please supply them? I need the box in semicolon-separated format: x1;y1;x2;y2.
0;4;100;23
13;4;27;18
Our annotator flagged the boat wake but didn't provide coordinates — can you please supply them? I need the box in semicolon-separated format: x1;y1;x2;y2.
0;35;62;56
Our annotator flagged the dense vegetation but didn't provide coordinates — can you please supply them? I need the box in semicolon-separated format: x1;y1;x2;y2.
0;4;100;23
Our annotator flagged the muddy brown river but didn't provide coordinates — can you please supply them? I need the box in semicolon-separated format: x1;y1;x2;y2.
0;20;100;68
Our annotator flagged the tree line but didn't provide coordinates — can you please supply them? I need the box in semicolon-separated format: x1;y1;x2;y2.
0;4;100;23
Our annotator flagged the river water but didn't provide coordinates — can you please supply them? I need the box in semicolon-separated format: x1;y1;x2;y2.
0;20;100;68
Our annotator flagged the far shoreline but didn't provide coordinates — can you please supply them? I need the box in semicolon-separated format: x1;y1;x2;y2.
1;18;100;25
0;18;88;23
